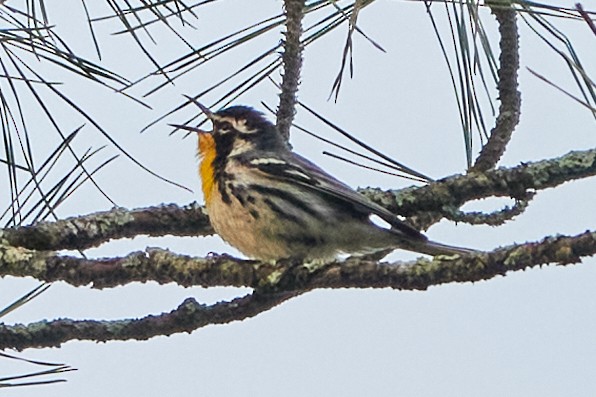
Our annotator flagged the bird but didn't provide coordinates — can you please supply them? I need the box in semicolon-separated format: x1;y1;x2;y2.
175;103;473;261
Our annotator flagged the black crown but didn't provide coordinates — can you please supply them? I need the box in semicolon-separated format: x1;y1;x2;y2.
215;106;272;131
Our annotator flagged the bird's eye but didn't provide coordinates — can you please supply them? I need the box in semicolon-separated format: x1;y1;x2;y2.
218;121;233;132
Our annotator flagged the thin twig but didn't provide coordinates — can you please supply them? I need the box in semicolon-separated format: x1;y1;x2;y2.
527;67;596;112
575;3;596;37
276;0;305;141
472;2;521;171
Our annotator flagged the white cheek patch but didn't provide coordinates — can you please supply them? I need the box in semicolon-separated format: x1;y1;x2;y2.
229;139;255;157
369;214;392;230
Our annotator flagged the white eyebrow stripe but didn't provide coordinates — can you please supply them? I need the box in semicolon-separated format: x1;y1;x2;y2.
233;119;257;134
213;116;258;134
250;158;287;165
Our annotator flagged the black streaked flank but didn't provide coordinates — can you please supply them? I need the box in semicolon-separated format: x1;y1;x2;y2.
249;185;320;218
253;183;368;222
219;187;231;205
228;183;246;205
263;198;305;226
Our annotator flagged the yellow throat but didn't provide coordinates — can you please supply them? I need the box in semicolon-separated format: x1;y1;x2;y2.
197;132;216;203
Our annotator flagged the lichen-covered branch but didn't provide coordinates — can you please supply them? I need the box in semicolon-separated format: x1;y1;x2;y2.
276;0;305;140
0;245;262;289
2;230;595;350
364;148;596;229
0;292;298;351
3;148;595;252
472;2;521;171
2;229;595;292
1;202;213;251
440;195;532;226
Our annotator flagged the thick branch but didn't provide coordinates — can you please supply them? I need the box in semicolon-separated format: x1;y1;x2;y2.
3;149;595;251
2;230;595;291
0;246;261;289
0;292;298;351
1;230;595;350
364;148;596;228
276;0;305;140
1;202;213;251
472;3;521;171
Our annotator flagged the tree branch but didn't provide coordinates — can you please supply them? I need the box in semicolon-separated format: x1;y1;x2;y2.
276;0;305;141
1;202;213;251
364;148;596;229
0;292;298;351
2;229;595;292
0;245;261;289
3;148;595;251
575;3;596;37
472;2;521;171
2;229;595;350
405;194;534;229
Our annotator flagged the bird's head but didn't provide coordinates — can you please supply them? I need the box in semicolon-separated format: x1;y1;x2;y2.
173;100;288;161
204;106;287;157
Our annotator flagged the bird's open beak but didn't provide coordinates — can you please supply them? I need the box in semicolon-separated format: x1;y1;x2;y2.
170;95;213;134
169;96;216;135
184;95;214;120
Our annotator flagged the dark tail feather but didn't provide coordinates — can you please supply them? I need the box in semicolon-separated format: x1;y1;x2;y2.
387;224;475;256
405;238;476;257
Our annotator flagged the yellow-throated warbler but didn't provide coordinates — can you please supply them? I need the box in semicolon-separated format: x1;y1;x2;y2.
177;104;472;261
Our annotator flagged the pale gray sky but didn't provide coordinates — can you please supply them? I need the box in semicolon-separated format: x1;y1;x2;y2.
1;1;596;396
